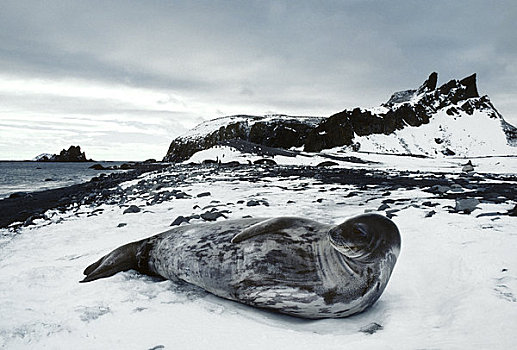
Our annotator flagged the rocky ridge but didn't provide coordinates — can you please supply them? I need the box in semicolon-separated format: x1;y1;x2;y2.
35;145;93;162
163;73;516;162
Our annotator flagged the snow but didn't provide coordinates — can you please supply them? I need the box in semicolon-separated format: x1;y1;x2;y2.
178;114;324;140
1;157;516;349
32;153;53;161
354;107;517;157
185;144;517;175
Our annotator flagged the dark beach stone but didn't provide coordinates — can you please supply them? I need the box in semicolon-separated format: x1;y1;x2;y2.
221;161;241;167
117;223;127;228
253;158;277;166
44;178;54;182
454;198;480;214
386;209;399;216
89;164;107;170
425;210;437;218
200;211;227;221
428;185;451;194
378;203;390;211
9;192;29;199
507;205;517;217
359;322;383;334
247;200;260;207
170;216;190;226
316;161;339;167
174;191;190;199
123;205;141;214
197;192;211;198
202;159;218;165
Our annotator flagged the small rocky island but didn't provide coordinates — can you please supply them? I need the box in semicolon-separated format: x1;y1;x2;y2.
34;146;93;162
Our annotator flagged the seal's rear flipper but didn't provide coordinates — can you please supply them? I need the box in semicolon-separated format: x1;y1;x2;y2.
80;241;147;283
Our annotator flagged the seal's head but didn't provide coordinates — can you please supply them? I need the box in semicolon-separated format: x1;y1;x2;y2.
328;213;401;261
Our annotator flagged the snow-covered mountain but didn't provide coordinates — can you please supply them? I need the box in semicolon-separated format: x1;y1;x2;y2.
307;72;517;156
163;73;517;161
163;115;324;162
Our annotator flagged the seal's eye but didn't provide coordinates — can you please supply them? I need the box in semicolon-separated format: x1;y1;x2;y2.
353;223;368;238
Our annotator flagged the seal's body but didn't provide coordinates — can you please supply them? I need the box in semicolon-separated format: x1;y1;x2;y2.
82;214;401;319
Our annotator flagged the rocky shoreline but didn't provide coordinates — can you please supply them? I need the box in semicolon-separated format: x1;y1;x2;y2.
0;163;167;229
2;162;515;231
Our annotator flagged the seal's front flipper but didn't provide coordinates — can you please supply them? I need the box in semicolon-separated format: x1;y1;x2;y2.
231;217;309;243
80;240;151;283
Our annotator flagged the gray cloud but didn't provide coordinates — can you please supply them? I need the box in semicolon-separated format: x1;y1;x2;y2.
1;0;516;159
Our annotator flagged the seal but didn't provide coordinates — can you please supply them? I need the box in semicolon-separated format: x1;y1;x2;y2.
81;213;401;319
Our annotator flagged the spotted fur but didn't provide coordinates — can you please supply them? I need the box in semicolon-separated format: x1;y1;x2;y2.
82;214;400;319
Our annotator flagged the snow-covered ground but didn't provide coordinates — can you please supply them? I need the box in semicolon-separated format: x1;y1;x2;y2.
186;144;517;175
354;107;516;157
1;157;516;349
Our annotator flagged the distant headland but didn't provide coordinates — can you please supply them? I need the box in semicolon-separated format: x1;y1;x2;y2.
34;146;94;162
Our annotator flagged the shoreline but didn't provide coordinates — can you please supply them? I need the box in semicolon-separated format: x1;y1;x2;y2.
0;163;168;229
2;162;515;230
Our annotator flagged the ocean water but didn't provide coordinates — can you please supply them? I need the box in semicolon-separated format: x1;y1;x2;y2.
0;162;126;199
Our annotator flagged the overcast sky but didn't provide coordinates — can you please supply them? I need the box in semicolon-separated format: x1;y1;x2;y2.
1;0;516;160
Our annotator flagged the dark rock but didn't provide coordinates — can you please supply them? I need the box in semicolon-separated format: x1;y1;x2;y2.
247;200;260;207
425;210;437;218
253;158;277;166
197;192;211;198
90;164;107;170
377;203;390;211
462;160;474;173
316;161;339;167
200;211;227;221
202;159;218;165
174;191;190;199
454;198;480;214
385;209;399;218
359;322;383;335
117;223;127;228
44;178;54;182
123;205;141;214
427;185;451;194
170;216;190;226
416;72;438;94
221;161;241;167
442;148;456;156
36;145;93;162
9;192;29;199
508;205;517;217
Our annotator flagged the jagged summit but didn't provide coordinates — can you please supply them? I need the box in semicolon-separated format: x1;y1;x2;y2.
35;146;93;162
385;72;439;106
163;73;516;162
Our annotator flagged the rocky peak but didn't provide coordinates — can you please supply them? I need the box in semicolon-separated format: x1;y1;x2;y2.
163;72;515;161
416;71;438;95
35;145;93;162
303;72;492;153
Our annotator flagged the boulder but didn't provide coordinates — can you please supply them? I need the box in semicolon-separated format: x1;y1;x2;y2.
455;198;480;214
